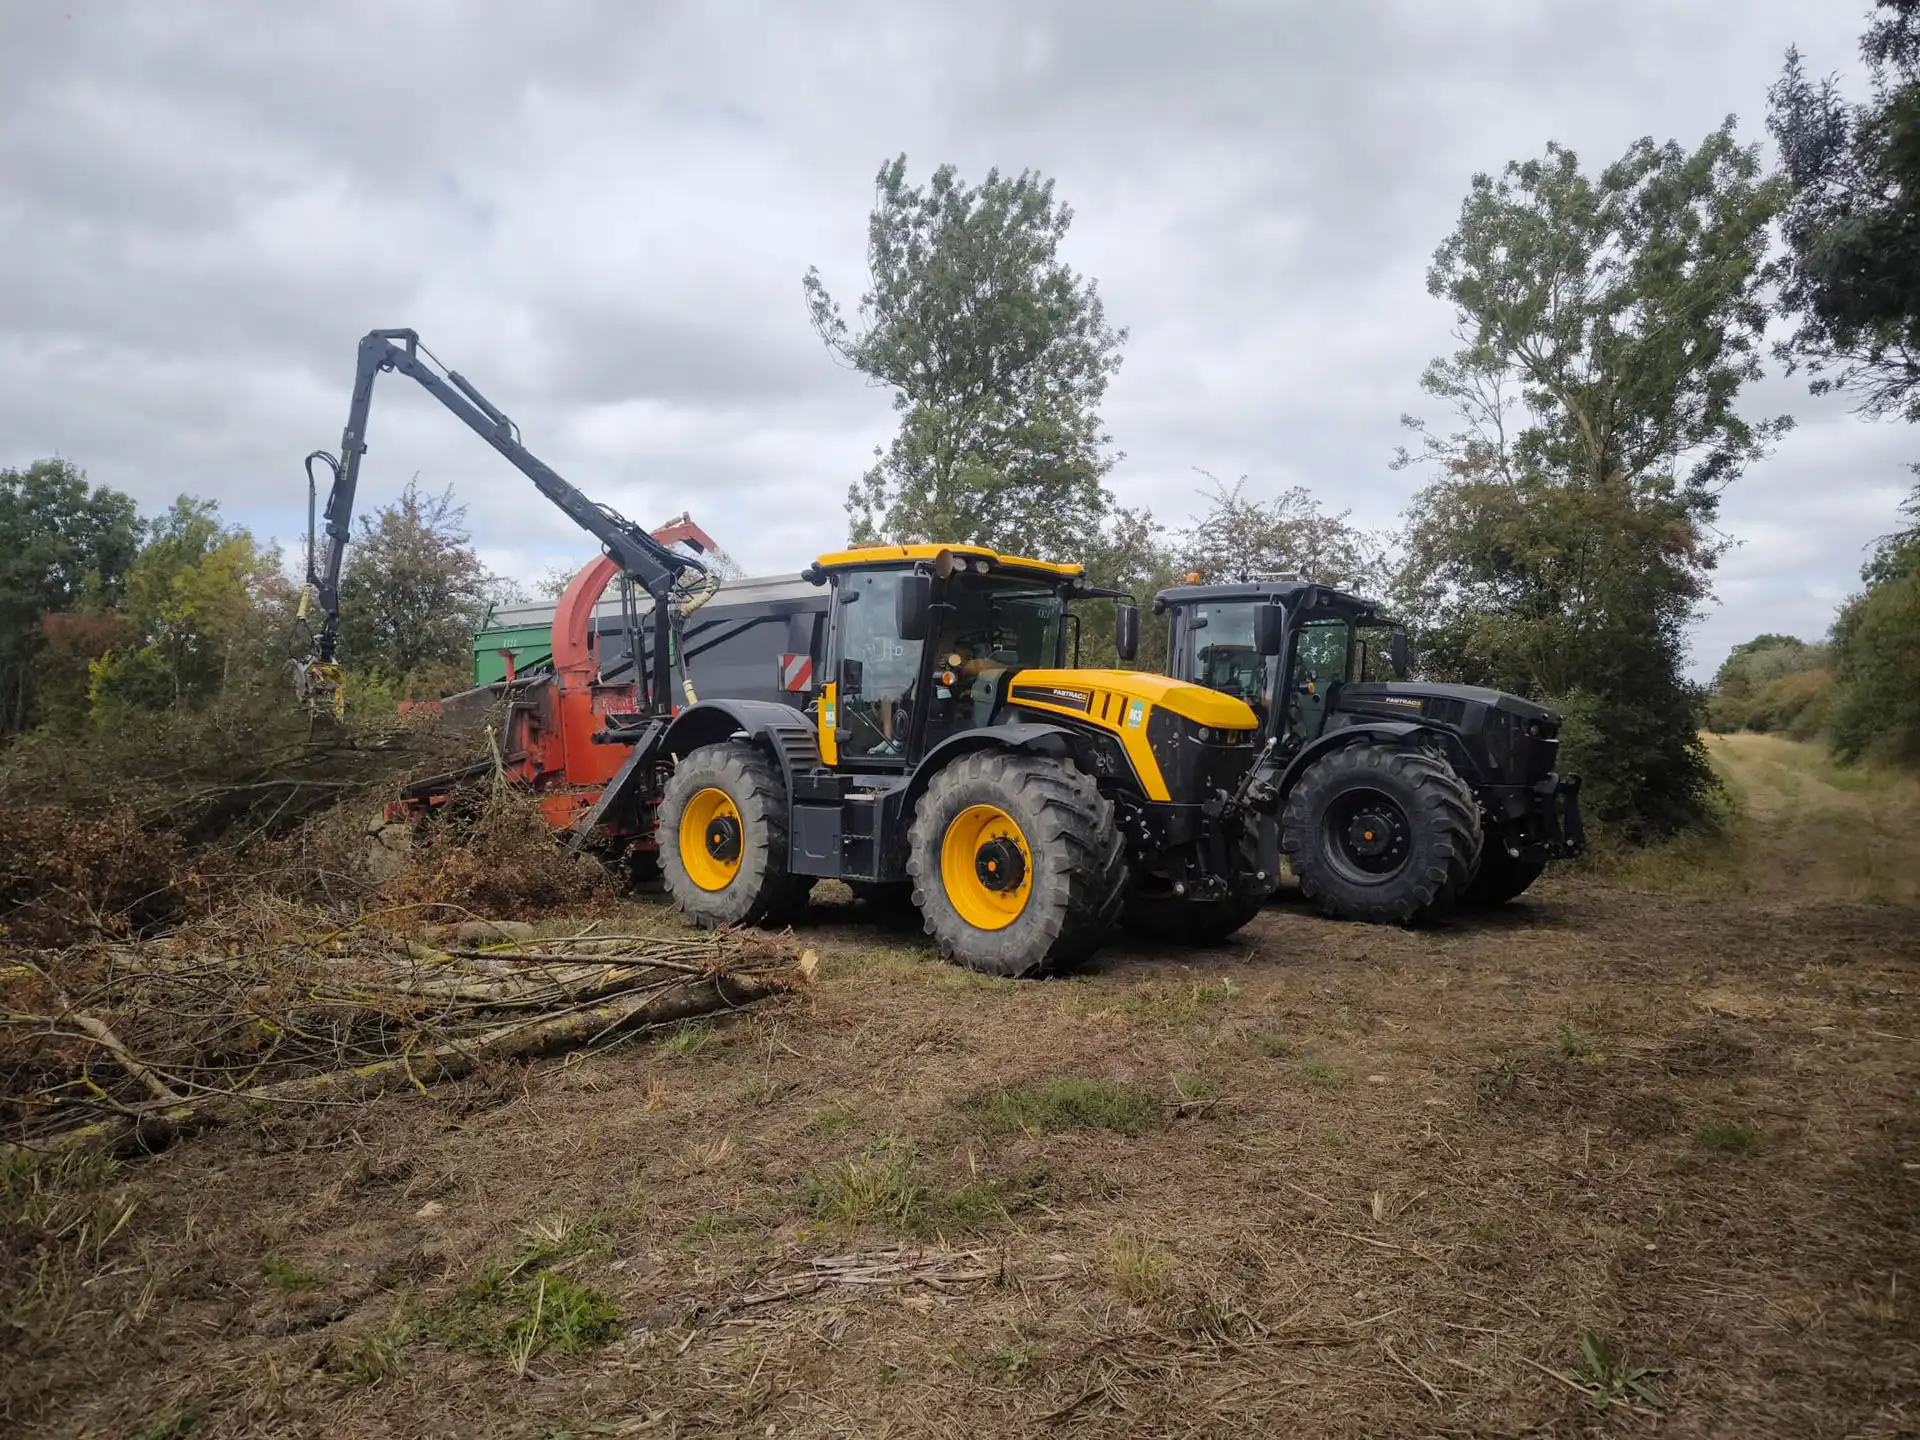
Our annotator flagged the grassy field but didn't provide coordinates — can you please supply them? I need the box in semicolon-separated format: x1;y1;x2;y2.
6;736;1918;1438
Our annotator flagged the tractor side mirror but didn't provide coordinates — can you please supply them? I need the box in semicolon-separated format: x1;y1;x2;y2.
1388;630;1410;680
1254;604;1285;656
1114;603;1140;663
896;572;933;641
839;657;864;695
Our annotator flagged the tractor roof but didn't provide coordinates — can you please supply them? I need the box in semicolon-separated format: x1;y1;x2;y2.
1152;579;1385;620
806;544;1085;583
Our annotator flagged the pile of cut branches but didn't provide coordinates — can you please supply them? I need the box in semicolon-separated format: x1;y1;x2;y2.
0;693;500;945
1;922;814;1156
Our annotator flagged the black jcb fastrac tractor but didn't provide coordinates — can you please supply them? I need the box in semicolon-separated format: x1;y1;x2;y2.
651;545;1272;976
1152;578;1585;922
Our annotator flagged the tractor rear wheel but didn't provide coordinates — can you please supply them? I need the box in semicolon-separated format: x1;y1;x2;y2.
660;742;808;929
907;751;1125;977
1281;744;1480;925
1461;845;1546;906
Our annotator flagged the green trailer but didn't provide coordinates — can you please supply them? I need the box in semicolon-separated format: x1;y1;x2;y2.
471;592;631;685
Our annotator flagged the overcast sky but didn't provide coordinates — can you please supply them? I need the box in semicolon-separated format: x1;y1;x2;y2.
2;0;1905;677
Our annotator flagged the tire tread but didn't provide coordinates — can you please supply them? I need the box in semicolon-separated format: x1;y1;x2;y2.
1280;743;1482;925
907;751;1125;977
659;742;807;928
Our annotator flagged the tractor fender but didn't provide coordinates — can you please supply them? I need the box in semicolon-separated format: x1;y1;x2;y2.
902;724;1084;812
658;699;824;797
1276;720;1483;801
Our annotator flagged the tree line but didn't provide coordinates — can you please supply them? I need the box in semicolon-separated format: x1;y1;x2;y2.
0;464;507;740
7;2;1918;841
1703;2;1920;766
798;136;1766;837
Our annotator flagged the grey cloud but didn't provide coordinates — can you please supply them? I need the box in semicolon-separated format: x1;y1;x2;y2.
0;0;1901;678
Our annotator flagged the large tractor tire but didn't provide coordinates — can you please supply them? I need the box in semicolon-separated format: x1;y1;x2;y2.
1460;845;1546;906
907;751;1126;977
1281;743;1481;925
659;742;809;929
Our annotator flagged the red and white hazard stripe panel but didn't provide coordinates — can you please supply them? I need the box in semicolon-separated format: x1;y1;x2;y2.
779;653;814;692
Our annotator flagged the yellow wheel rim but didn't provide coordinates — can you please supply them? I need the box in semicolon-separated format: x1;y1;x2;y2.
679;787;744;891
940;803;1033;931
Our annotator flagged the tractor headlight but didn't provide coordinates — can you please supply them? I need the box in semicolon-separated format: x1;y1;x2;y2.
1194;725;1256;745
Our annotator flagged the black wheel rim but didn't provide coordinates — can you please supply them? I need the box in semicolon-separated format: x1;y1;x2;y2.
974;836;1027;894
1320;787;1412;886
705;815;741;863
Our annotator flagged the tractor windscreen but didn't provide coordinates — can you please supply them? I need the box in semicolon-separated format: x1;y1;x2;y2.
1182;601;1274;707
932;576;1064;671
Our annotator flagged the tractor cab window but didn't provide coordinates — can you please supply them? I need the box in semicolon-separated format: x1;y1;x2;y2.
921;577;1063;748
1182;602;1270;710
1288;618;1352;741
1355;623;1402;682
834;571;920;761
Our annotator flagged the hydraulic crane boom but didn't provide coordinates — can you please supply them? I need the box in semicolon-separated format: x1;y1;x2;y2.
299;328;705;717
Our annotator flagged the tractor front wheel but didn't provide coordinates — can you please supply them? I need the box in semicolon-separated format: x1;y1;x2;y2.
907;751;1125;977
1281;744;1480;925
659;742;808;929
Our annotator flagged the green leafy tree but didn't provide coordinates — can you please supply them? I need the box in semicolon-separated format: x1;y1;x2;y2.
89;497;285;716
1178;472;1392;595
1825;526;1920;761
336;480;498;694
1395;123;1788;838
1769;3;1920;427
0;459;142;736
1767;6;1920;766
805;156;1127;558
1712;634;1829;699
1706;633;1832;734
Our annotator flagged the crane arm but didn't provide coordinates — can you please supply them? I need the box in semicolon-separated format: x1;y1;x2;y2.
301;328;705;716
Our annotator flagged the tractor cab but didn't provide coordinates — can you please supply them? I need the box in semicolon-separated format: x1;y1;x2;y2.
1157;578;1407;751
804;545;1140;769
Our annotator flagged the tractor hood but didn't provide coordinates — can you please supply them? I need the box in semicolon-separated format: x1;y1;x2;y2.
1006;668;1260;730
992;667;1260;805
1333;682;1563;788
1334;682;1560;729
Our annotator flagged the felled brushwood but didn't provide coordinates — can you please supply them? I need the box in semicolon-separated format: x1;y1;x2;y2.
0;700;498;946
1;924;814;1157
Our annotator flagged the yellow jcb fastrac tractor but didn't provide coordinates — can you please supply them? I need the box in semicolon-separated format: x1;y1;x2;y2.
646;544;1272;976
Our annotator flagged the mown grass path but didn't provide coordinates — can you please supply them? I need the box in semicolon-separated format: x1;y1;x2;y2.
1704;732;1920;904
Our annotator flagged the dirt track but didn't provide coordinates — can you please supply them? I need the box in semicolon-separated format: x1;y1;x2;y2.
7;744;1919;1439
